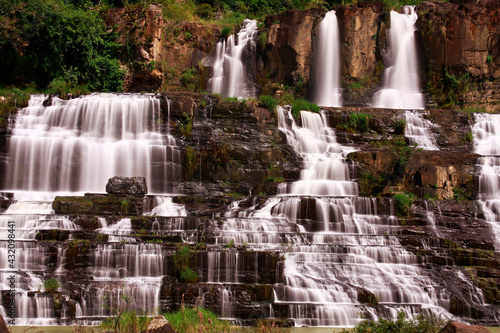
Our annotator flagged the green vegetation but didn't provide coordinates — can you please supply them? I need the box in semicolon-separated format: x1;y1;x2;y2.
340;311;449;333
0;0;124;93
259;95;278;112
291;99;320;121
173;244;198;283
343;112;372;132
100;294;151;333
453;187;467;201
462;105;487;119
390;138;420;175
394;118;407;135
163;306;231;333
43;278;60;293
393;192;415;218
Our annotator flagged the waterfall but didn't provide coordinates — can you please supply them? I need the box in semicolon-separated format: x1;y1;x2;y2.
312;10;342;107
404;111;439;150
207;19;258;99
473;113;500;250
373;6;424;110
4;93;182;194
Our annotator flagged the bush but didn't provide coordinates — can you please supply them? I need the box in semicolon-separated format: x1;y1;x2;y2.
291;99;320;121
349;113;371;132
259;95;278;112
44;278;60;293
164;306;231;333
173;244;198;283
394;118;407;135
340;311;449;333
393;192;415;218
195;3;215;20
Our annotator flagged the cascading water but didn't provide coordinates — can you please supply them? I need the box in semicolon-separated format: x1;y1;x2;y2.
404;111;439;150
373;6;424;110
473;113;500;250
3;93;182;194
0;93;184;325
312;10;342;107
207;19;258;99
207;106;476;327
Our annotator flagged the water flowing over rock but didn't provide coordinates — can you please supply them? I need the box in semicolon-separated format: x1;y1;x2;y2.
208;20;258;98
2;94;182;194
311;10;342;107
373;6;424;109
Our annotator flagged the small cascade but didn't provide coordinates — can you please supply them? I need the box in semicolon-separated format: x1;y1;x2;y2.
373;6;424;110
473;113;500;250
3;93;182;194
404;111;439;150
207;19;258;98
312;10;342;107
206;106;471;326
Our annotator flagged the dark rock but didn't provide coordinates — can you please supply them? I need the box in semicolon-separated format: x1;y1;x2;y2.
106;176;148;195
53;195;144;216
0;312;8;333
145;315;176;333
440;321;491;333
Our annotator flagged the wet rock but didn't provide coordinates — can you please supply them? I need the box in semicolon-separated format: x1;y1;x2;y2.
53;195;144;216
0;312;8;332
106;176;148;196
440;321;491;333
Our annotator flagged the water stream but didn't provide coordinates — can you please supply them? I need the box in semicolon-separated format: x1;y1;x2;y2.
207;19;258;99
312;10;342;107
373;6;424;110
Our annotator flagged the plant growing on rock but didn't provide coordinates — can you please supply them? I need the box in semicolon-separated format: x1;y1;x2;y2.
44;278;60;293
259;95;278;112
173;244;198;283
164;306;231;333
393;192;415;218
291;99;320;121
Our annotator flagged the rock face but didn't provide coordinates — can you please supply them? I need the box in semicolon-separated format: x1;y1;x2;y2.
419;0;500;109
336;2;384;80
145;316;176;333
106;176;148;196
261;8;326;93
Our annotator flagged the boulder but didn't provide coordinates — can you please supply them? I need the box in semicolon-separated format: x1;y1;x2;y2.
440;321;491;333
145;316;176;333
106;177;148;196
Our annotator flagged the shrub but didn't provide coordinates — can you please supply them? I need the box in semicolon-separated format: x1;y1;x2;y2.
340;311;449;333
394;118;407;135
44;278;60;293
195;3;215;20
180;268;198;283
220;26;233;38
349;113;371;132
164;306;231;333
259;95;278;112
173;244;198;283
393;192;415;218
291;99;320;121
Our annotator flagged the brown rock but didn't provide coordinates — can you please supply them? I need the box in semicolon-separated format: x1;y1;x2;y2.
440;321;491;333
144;315;176;333
264;8;326;90
0;313;8;333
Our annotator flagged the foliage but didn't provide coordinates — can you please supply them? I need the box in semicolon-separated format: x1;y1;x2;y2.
259;95;278;112
393;192;415;218
291;99;320;121
184;146;199;180
340;311;449;333
348;113;371;132
442;67;472;108
0;0;124;91
195;3;215;19
101;308;151;333
163;306;231;333
358;171;385;197
179;112;193;137
394;118;407;135
44;278;60;293
390;138;421;175
220;26;233;38
173;244;198;283
453;187;467;201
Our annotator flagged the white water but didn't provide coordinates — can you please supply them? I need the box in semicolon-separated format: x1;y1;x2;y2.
373;6;424;110
404;111;439;150
473;113;500;250
312;11;342;107
207;19;258;98
208;106;457;326
4;93;182;194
